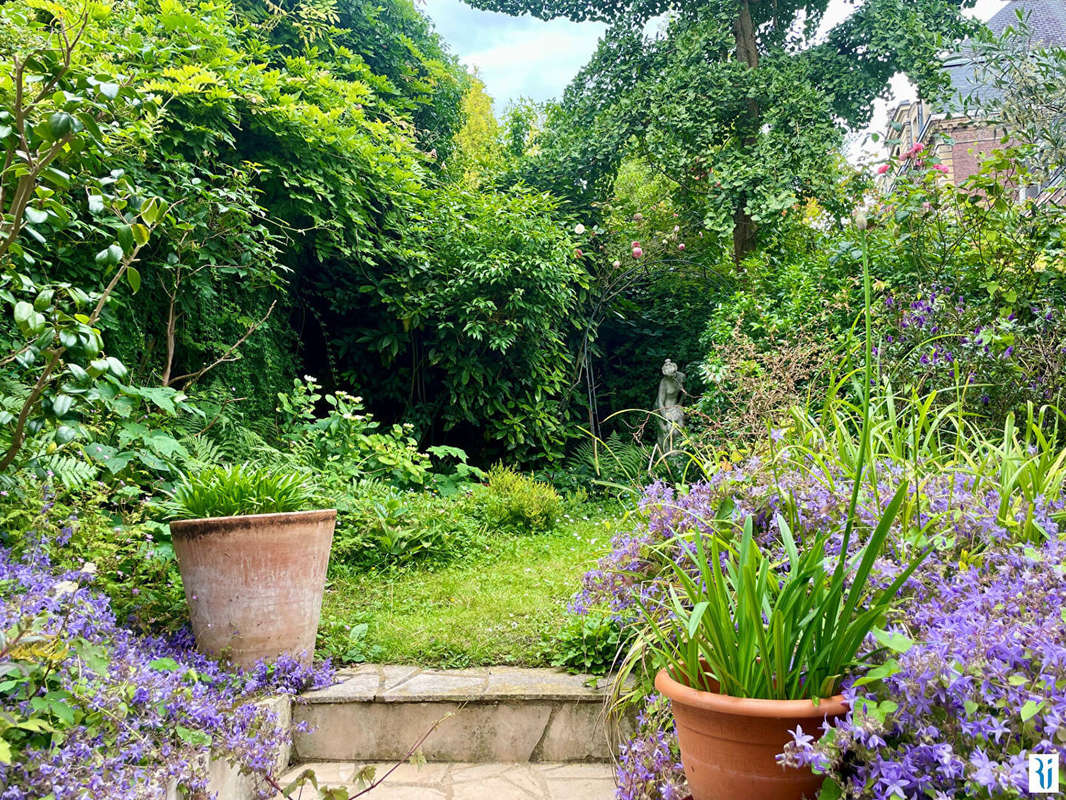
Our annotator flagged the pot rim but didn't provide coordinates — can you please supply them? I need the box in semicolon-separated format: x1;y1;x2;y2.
170;508;337;535
655;668;848;719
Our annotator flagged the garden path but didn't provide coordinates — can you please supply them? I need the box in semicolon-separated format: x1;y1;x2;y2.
278;761;616;799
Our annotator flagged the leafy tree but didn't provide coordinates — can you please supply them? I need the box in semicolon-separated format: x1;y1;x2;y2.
357;184;586;461
242;0;470;163
449;73;505;186
0;1;194;480
467;0;979;262
0;0;599;467
969;12;1066;183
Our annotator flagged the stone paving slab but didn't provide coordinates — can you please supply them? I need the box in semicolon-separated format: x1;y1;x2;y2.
279;762;617;799
301;665;606;704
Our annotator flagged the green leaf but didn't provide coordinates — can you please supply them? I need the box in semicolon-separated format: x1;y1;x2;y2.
852;659;901;688
819;778;843;799
42;167;71;188
46;111;74;139
13;301;32;326
52;395;73;417
140;197;162;225
105;356;128;378
54;425;77;445
103;452;135;474
95;245;122;266
126;267;141;293
117;225;134;252
1021;699;1044;722
149;657;180;672
872;629;916;654
175;725;211;746
24;207;48;225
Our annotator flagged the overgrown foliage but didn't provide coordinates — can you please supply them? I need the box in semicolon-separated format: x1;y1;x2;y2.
466;0;978;261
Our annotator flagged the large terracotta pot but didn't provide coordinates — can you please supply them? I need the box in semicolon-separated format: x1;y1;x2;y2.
655;668;848;800
170;509;336;668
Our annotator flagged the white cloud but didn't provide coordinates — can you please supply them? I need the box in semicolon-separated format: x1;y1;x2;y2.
422;0;605;109
464;23;607;107
422;0;1009;148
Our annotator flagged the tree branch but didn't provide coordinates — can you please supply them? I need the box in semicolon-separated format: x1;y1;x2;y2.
166;300;278;387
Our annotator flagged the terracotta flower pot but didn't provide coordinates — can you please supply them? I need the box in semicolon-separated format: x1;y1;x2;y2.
655;668;848;800
171;509;336;668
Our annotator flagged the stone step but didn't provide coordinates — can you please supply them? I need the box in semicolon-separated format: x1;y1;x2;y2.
293;665;628;764
279;761;617;800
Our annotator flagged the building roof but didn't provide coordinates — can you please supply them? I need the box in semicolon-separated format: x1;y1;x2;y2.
943;0;1066;111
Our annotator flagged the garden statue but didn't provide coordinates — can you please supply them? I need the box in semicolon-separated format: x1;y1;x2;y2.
653;358;686;460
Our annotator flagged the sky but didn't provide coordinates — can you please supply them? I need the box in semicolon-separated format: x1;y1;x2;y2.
422;0;1010;158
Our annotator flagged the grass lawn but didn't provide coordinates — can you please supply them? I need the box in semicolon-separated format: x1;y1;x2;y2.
317;507;623;668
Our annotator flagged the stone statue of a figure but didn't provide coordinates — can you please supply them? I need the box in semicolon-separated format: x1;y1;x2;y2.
654;358;686;457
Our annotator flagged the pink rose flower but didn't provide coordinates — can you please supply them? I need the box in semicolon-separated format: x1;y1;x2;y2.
877;164;890;175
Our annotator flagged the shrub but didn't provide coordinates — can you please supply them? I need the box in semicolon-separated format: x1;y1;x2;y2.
695;223;856;445
475;465;561;535
167;464;315;519
0;546;333;799
550;611;625;676
0;481;185;633
863;147;1066;428
331;481;482;569
369;184;584;464
782;540;1066;799
580;386;1066;796
878;286;1066;421
277;376;433;490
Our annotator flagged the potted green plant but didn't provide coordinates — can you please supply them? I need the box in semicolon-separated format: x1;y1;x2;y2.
644;493;924;800
633;211;927;800
167;464;335;668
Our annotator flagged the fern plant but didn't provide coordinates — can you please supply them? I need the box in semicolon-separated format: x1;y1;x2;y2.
39;453;97;491
567;431;651;491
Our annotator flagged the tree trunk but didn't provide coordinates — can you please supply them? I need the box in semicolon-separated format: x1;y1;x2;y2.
732;201;757;264
733;0;759;68
731;0;760;264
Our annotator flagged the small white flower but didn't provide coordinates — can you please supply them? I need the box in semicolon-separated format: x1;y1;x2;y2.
81;562;97;576
52;580;79;597
574;223;586;235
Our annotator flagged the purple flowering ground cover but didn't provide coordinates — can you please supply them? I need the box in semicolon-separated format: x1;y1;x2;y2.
0;545;334;799
586;450;1066;800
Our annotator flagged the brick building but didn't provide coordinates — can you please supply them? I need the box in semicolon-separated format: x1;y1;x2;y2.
881;0;1066;197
